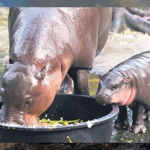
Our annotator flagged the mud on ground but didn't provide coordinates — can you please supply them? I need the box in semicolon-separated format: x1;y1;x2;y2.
0;143;150;150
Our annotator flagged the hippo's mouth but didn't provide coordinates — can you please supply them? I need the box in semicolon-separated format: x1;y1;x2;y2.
0;105;39;125
95;96;111;106
0;106;24;125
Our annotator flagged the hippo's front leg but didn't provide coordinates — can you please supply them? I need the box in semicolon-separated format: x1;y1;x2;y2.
129;102;146;133
68;69;90;95
115;106;130;129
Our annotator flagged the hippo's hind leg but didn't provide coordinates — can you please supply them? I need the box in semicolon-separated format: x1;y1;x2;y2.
115;106;130;129
59;74;74;94
68;69;90;95
129;102;146;133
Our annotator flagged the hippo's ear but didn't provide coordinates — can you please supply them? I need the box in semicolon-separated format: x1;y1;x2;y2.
123;77;131;84
4;56;9;65
98;74;103;79
34;66;46;80
3;56;9;67
98;70;108;79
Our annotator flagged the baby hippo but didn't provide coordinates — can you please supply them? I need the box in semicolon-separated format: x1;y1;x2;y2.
95;51;150;133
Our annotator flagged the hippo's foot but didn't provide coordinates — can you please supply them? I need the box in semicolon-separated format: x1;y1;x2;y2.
130;125;146;133
114;118;130;129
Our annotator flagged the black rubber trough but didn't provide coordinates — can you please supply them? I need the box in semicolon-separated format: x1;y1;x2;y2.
0;94;119;143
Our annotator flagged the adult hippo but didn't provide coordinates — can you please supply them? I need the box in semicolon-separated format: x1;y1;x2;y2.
0;8;112;125
96;51;150;133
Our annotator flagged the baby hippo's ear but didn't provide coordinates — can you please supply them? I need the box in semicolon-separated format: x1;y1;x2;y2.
124;77;131;84
98;70;108;79
98;74;102;79
4;56;10;65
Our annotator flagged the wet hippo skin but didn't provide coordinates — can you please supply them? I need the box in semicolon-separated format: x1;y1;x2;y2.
0;8;112;125
96;51;150;133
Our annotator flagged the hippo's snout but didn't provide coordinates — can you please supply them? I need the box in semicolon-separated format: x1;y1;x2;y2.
95;94;109;105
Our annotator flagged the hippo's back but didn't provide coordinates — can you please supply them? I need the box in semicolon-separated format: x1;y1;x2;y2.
110;51;150;94
9;7;112;70
112;51;150;72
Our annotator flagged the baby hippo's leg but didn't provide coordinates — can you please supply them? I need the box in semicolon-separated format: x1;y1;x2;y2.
143;108;150;121
129;102;146;133
115;106;130;129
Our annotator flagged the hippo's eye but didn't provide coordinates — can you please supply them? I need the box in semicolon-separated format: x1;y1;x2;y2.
111;84;118;90
9;59;14;64
25;99;33;106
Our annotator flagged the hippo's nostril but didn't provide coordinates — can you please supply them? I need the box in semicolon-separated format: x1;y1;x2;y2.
95;96;106;105
103;94;108;98
95;95;103;102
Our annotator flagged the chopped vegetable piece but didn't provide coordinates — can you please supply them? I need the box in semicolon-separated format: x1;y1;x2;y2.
39;118;80;126
63;120;69;125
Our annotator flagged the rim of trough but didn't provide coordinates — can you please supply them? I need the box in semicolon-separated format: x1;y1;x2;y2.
0;94;119;132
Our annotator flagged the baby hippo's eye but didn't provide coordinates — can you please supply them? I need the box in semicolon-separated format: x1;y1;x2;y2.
111;84;118;90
